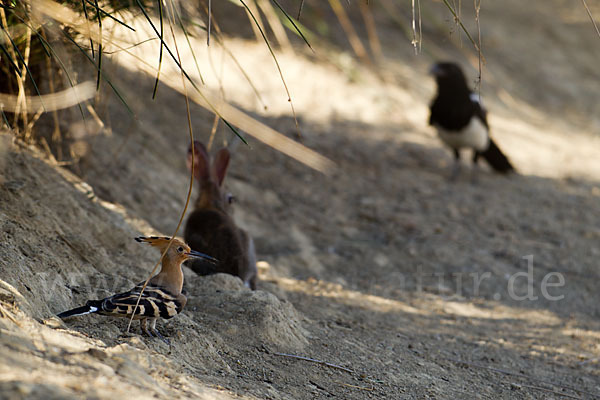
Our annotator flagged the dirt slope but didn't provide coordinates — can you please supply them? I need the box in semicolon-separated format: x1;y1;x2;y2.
1;1;600;399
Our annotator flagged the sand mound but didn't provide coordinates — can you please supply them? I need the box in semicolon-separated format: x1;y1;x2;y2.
185;273;309;351
0;138;306;399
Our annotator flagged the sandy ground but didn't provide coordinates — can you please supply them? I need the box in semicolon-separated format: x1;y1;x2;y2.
1;1;600;399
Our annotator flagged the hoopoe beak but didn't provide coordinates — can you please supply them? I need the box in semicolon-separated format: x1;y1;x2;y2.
186;249;218;264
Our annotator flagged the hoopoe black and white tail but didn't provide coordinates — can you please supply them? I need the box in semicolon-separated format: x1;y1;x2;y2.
57;300;103;319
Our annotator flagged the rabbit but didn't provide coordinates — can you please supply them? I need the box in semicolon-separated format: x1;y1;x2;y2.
183;140;258;290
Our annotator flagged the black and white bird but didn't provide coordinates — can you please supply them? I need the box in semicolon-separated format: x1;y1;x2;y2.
57;236;217;340
429;62;514;177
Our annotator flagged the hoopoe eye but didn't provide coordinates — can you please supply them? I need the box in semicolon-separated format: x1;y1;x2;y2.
177;246;184;253
226;193;235;204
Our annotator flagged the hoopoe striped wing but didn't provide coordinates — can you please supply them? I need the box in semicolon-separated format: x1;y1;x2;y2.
97;283;185;320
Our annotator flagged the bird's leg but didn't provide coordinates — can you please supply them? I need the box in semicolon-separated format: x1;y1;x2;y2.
471;151;481;184
148;318;170;346
450;148;461;180
140;318;155;337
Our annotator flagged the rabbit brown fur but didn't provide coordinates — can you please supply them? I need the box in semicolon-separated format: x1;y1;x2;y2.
184;141;258;290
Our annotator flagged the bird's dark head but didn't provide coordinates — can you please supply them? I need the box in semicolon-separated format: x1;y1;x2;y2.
429;62;470;96
430;62;467;83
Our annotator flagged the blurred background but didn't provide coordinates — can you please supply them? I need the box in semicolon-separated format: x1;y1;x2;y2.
2;0;599;176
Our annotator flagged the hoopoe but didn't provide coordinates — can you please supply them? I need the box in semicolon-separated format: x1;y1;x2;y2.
57;236;217;339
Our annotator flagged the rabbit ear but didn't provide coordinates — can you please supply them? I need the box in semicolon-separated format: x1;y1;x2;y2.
213;148;230;186
187;141;210;181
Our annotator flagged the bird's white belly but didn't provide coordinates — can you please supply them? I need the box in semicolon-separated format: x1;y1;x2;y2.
436;117;489;151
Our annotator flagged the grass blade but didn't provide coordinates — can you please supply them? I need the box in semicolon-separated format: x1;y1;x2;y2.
580;0;600;39
8;13;86;122
133;0;246;142
359;0;383;60
208;0;211;45
269;0;313;51
173;10;205;84
152;0;165;99
0;40;20;76
186;18;263;107
220;40;268;110
128;0;200;331
297;0;304;20
440;0;481;54
275;9;316;44
0;22;44;106
93;0;102;91
328;0;371;65
81;0;94;58
0;82;95;112
1;109;11;130
83;0;136;32
63;30;133;115
258;0;292;50
239;0;301;137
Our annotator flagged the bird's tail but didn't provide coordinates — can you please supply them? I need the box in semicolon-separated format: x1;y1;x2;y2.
481;138;514;173
57;300;103;319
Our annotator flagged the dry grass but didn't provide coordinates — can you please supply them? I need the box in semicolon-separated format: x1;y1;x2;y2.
2;0;598;148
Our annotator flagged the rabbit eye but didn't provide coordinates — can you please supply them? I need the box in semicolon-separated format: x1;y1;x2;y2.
227;194;235;204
